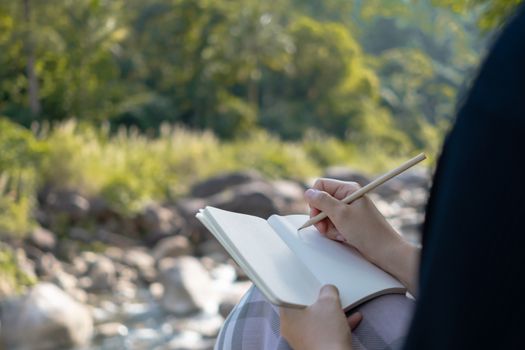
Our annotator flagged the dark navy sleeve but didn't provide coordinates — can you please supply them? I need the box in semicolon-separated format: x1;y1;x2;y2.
403;5;525;349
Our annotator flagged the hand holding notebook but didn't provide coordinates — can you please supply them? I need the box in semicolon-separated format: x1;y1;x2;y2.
196;154;424;309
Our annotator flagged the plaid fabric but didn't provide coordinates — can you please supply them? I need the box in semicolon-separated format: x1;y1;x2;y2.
215;286;414;350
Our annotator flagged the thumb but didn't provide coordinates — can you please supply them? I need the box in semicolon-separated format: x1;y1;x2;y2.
318;284;341;302
305;189;341;218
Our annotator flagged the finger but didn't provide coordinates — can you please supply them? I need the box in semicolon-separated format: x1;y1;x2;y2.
313;178;361;199
309;205;327;233
324;223;340;240
346;312;362;330
318;284;341;303
314;218;329;234
304;189;341;218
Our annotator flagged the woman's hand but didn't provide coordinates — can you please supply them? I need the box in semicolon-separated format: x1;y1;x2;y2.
280;285;361;350
305;178;420;295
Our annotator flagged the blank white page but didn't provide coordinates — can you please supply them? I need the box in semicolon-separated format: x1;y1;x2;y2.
198;207;321;307
268;214;405;310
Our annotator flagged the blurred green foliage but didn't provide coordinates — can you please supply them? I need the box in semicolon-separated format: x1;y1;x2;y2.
433;0;523;30
0;117;416;234
1;0;522;236
0;243;37;295
2;0;517;145
0;120;44;235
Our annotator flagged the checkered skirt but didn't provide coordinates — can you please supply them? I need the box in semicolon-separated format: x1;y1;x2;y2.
215;286;415;350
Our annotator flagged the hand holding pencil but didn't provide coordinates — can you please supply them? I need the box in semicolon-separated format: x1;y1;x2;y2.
299;153;426;230
301;153;425;295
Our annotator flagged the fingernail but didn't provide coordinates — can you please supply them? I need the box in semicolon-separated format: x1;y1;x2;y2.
320;284;338;297
305;189;319;199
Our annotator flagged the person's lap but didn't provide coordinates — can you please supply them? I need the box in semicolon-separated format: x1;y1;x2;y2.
215;286;415;350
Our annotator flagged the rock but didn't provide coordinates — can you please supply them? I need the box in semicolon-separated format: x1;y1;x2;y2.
396;168;430;188
149;282;164;300
114;279;137;301
122;248;156;283
197;239;228;262
115;262;139;283
51;270;78;291
207;181;279;218
0;283;93;350
41;189;90;221
28;227;56;251
69;227;93;242
159;256;217;315
176;197;209;242
323;166;371;185
166;330;216;350
120;302;153;322
374;178;405;199
105;246;124;261
180;179;307;243
398;188;428;208
96;322;128;338
126;328;163;349
153;235;193;262
55;238;81;262
137;203;184;243
51;269;87;303
86;255;117;291
270;180;309;214
89;196;118;221
96;228;140;246
190;170;264;198
172;313;224;337
217;282;252;318
227;258;249;281
91;300;119;324
209;263;236;283
34;252;63;278
218;301;236;319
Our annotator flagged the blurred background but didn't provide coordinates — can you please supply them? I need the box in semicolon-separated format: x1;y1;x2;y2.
0;0;521;349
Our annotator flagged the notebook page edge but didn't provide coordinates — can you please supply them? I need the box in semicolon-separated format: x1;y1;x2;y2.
198;207;318;307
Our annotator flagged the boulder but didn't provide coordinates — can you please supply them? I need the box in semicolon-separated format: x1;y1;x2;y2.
190;170;263;198
68;227;93;242
96;322;128;339
40;188;90;221
153;235;193;262
218;282;253;318
197;239;229;262
28;227;56;251
122;248;156;283
270;180;309;214
34;252;63;278
178;179;307;242
175;197;208;242
323;166;371;185
136;203;184;243
0;283;93;350
86;255;117;291
396;168;430;188
159;256;217;315
206;181;279;218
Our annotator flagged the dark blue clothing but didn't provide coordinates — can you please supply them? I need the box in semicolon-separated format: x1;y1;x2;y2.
404;5;525;349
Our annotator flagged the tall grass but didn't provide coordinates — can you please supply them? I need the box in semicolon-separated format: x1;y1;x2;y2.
0;118;431;235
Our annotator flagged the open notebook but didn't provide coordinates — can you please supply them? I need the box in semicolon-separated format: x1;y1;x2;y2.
196;206;406;310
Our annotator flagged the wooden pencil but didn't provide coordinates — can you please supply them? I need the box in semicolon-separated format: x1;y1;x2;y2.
298;153;427;230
